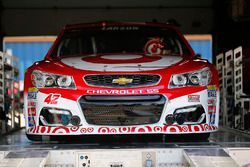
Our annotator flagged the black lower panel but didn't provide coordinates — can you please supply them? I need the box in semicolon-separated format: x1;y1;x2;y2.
79;95;166;126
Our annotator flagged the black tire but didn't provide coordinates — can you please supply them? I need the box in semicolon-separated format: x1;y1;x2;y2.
26;134;73;142
164;133;210;142
185;133;210;142
26;133;210;142
26;133;42;141
198;133;210;141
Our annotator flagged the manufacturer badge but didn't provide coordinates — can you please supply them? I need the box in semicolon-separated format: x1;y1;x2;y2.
112;77;133;85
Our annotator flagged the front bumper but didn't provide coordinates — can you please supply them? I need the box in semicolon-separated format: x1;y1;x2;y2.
25;88;219;135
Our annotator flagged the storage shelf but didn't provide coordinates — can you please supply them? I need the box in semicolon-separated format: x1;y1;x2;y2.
0;52;21;135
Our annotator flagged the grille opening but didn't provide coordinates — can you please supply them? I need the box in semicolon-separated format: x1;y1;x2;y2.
84;74;160;88
79;95;166;126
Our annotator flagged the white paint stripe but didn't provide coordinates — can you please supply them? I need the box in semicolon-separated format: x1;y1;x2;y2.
61;55;182;71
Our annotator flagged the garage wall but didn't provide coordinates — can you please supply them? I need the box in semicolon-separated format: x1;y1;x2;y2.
4;42;52;79
2;8;213;35
1;0;214;35
189;40;212;62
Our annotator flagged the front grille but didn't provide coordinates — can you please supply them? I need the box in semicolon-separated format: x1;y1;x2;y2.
79;95;166;126
84;74;160;87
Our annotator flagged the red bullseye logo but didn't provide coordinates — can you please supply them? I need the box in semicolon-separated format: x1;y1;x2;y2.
144;38;165;55
82;55;161;64
61;51;183;72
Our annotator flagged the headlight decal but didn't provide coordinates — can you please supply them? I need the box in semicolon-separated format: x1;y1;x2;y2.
172;74;187;86
169;67;211;88
57;76;73;87
31;70;76;89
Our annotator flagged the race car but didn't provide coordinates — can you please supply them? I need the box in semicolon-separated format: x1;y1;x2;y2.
24;21;219;141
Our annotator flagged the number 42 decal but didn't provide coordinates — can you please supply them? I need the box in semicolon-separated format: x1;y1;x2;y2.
44;93;61;104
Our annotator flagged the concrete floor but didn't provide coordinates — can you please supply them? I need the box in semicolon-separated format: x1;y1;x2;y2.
1;129;248;167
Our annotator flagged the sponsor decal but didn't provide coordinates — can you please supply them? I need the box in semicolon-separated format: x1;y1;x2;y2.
86;89;159;95
102;26;139;31
207;85;217;118
28;117;35;127
208;90;216;97
28;87;39;92
28;101;36;107
207;85;217;90
62;54;182;72
28;107;36;116
207;85;217;97
144;38;166;55
44;93;61;104
188;95;200;102
28;92;37;99
28;124;218;134
209;114;216;125
208;99;216;105
208;106;216;114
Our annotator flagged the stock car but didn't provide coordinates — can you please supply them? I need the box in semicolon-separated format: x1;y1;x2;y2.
24;21;219;141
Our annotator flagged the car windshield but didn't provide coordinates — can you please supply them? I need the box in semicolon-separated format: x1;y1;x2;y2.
52;25;191;57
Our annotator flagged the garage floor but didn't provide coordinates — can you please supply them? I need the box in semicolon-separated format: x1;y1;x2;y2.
0;127;250;149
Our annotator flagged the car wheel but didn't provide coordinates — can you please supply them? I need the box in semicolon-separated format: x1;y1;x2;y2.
26;134;42;141
189;133;210;141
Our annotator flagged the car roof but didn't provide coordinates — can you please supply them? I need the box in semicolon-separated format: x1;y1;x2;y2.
45;21;195;59
64;21;179;31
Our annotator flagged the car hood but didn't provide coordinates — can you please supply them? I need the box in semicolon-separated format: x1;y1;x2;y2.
60;54;183;72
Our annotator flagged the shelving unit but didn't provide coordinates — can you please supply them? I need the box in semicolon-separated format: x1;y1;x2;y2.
216;46;250;130
0;52;5;135
0;51;21;135
12;56;21;129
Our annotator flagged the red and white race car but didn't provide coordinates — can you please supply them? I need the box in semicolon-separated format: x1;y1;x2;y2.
24;22;219;141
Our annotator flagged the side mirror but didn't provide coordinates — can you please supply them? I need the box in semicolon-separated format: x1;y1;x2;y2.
195;54;201;58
